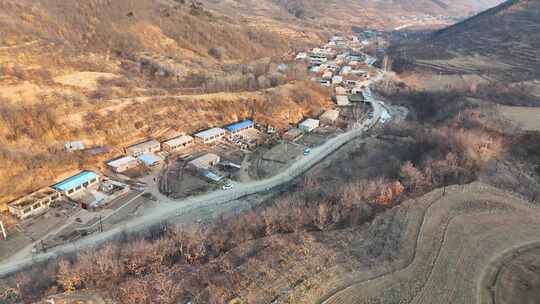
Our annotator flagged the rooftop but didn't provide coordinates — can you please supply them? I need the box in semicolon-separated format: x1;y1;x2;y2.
53;171;98;192
127;139;160;150
164;135;193;146
194;127;226;139
225;119;254;132
137;153;162;166
107;156;138;168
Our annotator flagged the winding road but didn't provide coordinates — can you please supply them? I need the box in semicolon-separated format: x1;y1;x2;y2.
0;60;389;278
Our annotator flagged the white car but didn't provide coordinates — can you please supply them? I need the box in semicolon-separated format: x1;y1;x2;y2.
222;182;233;190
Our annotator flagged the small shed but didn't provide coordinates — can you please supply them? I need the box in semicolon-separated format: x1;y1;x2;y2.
189;153;221;170
299;118;320;132
126;139;160;157
320;110;340;124
137;153;162;167
202;170;225;183
107;156;139;173
336;95;350;106
65;141;85;152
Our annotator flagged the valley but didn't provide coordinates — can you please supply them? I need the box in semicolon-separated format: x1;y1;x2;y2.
2;0;540;303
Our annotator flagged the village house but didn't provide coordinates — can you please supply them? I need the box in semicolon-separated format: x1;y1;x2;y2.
8;187;62;219
137;153;162;167
126;139;160;157
188;153;221;170
336;95;350;106
335;86;347;95
107;155;140;173
194;127;226;144
299;118;320;132
225;119;254;138
162;135;194;152
52;171;100;197
320;109;340;124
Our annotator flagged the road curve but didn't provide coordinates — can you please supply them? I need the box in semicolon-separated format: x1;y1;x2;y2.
0;68;388;278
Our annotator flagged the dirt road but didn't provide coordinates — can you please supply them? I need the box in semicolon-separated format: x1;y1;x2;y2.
0;68;388;277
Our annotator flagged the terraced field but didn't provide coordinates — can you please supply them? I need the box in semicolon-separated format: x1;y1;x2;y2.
292;183;540;304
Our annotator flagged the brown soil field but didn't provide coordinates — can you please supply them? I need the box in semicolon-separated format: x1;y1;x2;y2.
275;182;540;304
492;247;540;304
498;105;540;131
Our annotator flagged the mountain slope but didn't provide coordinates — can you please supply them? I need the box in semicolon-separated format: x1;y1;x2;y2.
203;0;503;31
391;0;540;81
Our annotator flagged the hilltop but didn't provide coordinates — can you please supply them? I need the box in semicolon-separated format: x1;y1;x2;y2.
390;0;540;82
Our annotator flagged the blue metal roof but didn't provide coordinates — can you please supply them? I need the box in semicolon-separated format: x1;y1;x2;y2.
137;153;161;166
53;171;98;191
225;119;253;132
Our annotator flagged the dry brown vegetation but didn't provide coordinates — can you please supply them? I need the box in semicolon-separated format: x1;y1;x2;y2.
0;0;330;208
2;84;522;303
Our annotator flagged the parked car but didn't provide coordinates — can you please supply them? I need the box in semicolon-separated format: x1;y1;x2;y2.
303;148;311;156
222;181;233;190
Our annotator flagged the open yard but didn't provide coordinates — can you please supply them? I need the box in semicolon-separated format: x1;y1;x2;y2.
498;105;540;131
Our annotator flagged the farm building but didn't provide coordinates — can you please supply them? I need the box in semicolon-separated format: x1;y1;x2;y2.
162;135;193;152
107;156;139;173
335;86;347;95
225;119;254;137
8;187;62;219
299;118;320;132
52;171;100;197
126;139;160;157
336;95;350;106
137;153;162;167
194;128;226;144
320;110;340;124
189;153;221;170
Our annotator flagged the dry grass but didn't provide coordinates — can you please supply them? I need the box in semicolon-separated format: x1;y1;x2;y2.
498;105;540;131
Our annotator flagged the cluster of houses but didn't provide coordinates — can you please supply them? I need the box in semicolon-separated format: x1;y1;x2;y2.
6;120;256;219
297;35;374;107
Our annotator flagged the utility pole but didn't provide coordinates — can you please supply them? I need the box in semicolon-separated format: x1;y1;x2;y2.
0;220;6;240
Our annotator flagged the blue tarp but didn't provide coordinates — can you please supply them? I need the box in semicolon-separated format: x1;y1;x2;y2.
137;153;161;166
53;171;98;192
225;119;253;133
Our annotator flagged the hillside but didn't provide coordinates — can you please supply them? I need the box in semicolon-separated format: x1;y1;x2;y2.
0;0;331;208
390;0;540;82
203;0;503;31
